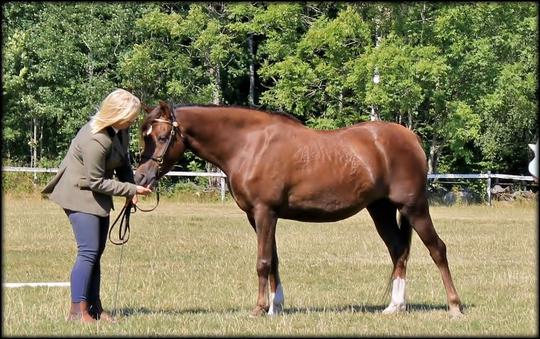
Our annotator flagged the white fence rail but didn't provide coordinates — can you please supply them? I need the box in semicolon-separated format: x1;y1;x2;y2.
427;172;535;205
3;166;228;201
427;173;535;181
4;282;70;288
3;167;535;204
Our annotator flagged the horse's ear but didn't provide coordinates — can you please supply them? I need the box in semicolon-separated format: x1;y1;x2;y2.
158;100;169;111
141;102;153;114
158;100;172;117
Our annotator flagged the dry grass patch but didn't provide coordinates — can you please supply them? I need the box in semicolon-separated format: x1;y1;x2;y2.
2;196;537;336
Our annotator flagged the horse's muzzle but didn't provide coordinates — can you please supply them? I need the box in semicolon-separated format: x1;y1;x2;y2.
134;172;157;189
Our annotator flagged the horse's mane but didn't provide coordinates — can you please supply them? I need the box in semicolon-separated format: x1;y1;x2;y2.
140;103;304;135
182;104;304;125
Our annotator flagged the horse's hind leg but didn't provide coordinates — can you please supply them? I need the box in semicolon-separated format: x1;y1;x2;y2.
267;238;284;315
400;199;462;317
367;198;412;314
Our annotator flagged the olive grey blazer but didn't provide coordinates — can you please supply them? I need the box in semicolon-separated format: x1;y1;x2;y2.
42;122;137;217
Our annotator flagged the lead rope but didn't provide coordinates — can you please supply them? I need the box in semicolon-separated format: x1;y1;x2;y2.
108;188;161;245
109;186;161;318
111;241;124;319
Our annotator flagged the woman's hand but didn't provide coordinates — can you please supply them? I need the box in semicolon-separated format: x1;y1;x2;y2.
136;185;152;196
127;185;152;206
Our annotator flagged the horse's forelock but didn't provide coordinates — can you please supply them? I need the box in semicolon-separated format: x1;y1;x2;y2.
140;104;167;136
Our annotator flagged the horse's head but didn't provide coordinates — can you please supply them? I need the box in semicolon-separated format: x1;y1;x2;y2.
134;101;186;188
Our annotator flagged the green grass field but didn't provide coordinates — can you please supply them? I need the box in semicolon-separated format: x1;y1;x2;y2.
2;195;538;336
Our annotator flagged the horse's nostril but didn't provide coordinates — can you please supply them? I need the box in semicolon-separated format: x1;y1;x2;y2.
134;172;145;185
147;175;157;189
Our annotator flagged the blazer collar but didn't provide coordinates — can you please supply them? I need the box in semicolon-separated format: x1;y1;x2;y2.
105;126;127;156
105;126;116;138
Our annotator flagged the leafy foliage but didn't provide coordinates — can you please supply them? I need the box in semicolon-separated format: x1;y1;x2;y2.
2;2;537;175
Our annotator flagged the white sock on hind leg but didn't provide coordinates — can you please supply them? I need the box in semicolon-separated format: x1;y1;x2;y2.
268;283;284;315
382;277;406;314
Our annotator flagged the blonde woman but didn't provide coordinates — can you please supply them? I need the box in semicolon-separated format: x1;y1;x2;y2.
42;89;152;323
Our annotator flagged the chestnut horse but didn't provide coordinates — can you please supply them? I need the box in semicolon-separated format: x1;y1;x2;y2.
134;101;462;317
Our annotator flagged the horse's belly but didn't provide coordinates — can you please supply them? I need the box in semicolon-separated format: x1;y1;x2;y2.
280;185;372;222
279;205;364;222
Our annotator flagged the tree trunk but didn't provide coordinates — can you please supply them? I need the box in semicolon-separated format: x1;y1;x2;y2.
370;106;380;121
31;118;38;182
338;90;343;114
39;121;43;162
248;33;256;107
212;65;222;105
420;3;427;44
208;64;223;189
31;118;37;168
428;135;439;174
370;10;381;122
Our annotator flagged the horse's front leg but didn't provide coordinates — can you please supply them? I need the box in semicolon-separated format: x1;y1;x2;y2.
250;205;278;317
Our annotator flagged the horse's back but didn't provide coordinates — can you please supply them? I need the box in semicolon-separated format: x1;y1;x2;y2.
300;120;427;183
264;120;426;220
227;114;428;218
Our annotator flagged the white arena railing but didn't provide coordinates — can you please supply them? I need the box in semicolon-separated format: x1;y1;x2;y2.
2;166;535;204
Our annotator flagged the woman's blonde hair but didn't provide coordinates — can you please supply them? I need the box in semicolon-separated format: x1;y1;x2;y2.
90;89;141;134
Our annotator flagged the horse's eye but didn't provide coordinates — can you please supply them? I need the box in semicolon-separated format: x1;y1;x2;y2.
158;135;168;143
133;153;141;164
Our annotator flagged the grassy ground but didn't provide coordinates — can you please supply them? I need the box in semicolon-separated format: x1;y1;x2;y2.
2;194;538;336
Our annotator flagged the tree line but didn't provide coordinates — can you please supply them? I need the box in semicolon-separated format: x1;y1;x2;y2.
2;2;537;175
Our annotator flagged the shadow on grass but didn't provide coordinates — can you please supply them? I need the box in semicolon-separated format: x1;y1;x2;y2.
112;306;243;317
113;303;471;317
285;303;471;314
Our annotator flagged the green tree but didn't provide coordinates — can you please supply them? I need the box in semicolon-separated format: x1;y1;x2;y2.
259;5;371;128
3;3;149;166
429;3;537;173
2;2;537;177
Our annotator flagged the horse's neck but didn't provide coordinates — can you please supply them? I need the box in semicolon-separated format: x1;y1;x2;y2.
181;107;263;174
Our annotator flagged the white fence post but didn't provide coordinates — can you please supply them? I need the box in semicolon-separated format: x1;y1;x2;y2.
220;175;226;202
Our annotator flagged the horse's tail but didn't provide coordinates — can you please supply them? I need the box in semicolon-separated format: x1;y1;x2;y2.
382;212;413;300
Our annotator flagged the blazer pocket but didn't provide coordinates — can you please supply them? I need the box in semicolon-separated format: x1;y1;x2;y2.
77;178;91;190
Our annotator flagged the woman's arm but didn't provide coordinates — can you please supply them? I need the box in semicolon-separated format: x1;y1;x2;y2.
82;138;137;197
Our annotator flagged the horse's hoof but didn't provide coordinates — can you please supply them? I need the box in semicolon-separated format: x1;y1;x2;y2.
382;303;406;314
268;302;284;316
449;307;464;319
249;305;267;318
